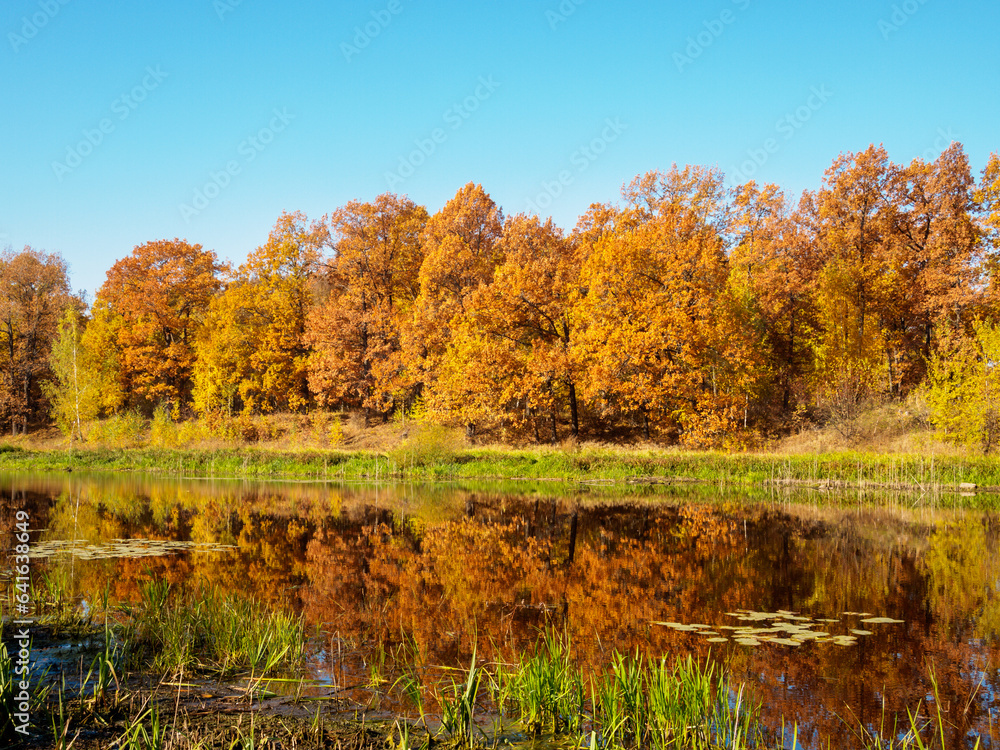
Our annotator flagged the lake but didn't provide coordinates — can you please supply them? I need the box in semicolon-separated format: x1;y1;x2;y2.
2;473;998;748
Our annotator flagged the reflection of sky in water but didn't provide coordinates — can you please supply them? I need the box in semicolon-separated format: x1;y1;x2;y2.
2;474;998;749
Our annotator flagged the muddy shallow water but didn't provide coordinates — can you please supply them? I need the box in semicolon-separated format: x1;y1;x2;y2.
2;473;998;748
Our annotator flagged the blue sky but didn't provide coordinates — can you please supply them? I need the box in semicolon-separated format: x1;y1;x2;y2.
2;0;998;300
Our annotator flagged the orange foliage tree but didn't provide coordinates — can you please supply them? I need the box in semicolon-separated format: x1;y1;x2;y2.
976;152;1000;314
795;146;902;405
87;239;223;414
305;194;428;418
25;140;998;445
798;144;983;413
435;215;583;439
729;182;819;417
891;143;982;379
571;167;768;445
0;247;75;433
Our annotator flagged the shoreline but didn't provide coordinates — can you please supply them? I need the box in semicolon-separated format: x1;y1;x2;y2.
1;445;998;498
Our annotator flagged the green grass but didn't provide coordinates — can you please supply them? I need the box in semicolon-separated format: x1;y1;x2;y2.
441;630;762;749
121;581;306;679
500;628;584;735
2;444;1000;495
0;638;15;745
421;629;989;749
477;646;980;749
438;644;482;748
586;652;757;750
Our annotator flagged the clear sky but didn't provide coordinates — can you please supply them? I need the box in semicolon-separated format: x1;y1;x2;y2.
2;0;998;300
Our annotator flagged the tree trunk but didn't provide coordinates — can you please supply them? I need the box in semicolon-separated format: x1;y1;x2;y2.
568;381;579;437
566;511;579;565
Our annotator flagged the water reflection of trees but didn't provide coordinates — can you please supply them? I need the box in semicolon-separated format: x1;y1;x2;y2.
3;475;997;749
301;498;1000;748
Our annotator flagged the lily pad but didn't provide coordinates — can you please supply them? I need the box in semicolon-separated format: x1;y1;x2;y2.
860;617;904;624
29;538;237;560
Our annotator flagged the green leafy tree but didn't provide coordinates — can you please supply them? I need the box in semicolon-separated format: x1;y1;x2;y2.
925;319;1000;452
42;307;100;441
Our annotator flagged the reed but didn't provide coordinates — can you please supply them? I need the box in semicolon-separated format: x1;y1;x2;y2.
115;704;166;750
78;619;122;711
122;582;306;679
502;651;767;750
503;628;584;735
0;639;15;745
851;669;983;750
437;644;482;748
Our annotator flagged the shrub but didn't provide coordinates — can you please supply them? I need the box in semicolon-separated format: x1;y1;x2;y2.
390;422;464;468
86;410;147;449
311;411;343;447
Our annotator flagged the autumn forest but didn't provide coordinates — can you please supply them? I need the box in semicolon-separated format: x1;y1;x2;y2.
5;143;1000;450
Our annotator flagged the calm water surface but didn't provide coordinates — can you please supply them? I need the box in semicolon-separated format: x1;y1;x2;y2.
1;473;998;748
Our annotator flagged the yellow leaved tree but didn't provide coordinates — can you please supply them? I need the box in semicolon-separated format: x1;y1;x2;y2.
402;183;504;431
193;211;324;415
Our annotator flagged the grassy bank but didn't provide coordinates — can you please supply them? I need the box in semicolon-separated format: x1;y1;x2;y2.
1;442;999;494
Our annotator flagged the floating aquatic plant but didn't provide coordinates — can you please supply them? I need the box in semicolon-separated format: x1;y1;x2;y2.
652;608;905;649
29;538;237;560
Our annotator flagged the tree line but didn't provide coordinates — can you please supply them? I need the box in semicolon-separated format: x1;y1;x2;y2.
6;142;1000;448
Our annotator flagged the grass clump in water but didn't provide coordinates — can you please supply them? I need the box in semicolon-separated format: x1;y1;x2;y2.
500;628;584;736
121;580;306;679
479;631;762;749
596;654;761;750
438;644;483;748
